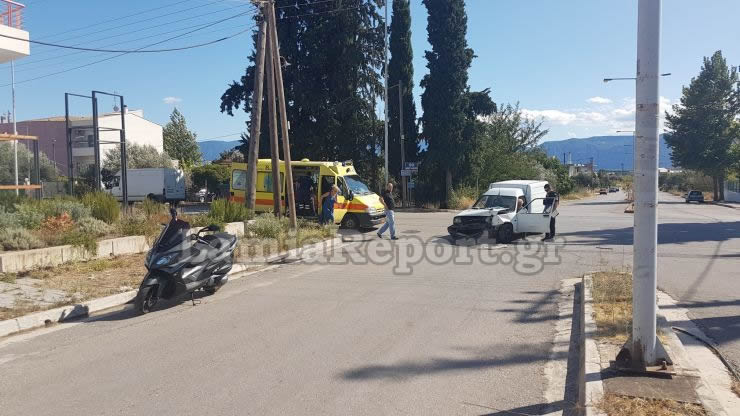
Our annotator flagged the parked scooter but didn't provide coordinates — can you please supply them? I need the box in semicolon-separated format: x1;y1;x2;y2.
134;207;238;314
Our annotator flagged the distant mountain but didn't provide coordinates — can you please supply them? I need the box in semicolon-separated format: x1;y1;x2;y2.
540;135;673;171
198;140;241;162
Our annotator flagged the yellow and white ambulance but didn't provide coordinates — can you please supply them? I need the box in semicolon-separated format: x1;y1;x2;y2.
229;159;386;229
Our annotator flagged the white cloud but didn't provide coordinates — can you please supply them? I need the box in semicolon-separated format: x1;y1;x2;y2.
163;96;182;105
587;96;612;104
524;95;675;137
520;109;577;125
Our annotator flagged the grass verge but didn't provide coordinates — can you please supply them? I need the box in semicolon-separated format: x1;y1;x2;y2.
591;271;632;342
237;215;337;261
0;254;145;321
597;393;705;416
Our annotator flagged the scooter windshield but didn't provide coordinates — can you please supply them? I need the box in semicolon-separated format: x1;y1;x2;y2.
156;219;191;251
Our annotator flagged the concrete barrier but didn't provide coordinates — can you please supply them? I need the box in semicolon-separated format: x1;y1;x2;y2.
0;222;244;273
0;236;150;274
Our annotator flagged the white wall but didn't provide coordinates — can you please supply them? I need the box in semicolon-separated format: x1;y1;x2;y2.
0;25;29;63
725;181;740;203
70;111;163;164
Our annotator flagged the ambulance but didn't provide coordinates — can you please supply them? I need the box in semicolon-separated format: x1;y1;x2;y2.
229;159;386;229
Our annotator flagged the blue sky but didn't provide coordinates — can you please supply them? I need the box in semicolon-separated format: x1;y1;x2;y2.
2;0;739;144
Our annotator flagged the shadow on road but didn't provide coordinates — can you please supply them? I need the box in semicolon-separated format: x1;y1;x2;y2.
559;221;739;246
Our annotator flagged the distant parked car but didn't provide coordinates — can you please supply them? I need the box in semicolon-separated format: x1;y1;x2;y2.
599;188;608;195
609;187;619;193
685;190;704;203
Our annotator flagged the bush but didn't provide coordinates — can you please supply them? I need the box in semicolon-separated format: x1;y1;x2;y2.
247;214;290;239
12;204;45;229
209;199;253;223
77;217;112;237
59;230;98;254
40;213;75;234
0;228;44;250
82;192;120;224
0;207;21;229
116;213;162;241
139;198;165;219
0;192;25;213
17;198;91;222
448;186;478;210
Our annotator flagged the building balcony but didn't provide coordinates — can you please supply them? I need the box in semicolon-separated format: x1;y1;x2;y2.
0;1;29;64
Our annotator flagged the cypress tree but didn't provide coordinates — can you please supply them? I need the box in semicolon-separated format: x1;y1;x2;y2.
388;0;418;177
420;0;474;203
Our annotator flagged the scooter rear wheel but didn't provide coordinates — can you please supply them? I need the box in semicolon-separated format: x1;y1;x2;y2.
135;285;158;314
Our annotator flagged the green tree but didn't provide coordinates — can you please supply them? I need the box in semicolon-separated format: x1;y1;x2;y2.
163;108;201;167
0;142;57;184
420;0;474;204
103;142;173;173
387;0;418;175
217;147;245;163
665;50;739;201
191;164;230;194
221;1;385;176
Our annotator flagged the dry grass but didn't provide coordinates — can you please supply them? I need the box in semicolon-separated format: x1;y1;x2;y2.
236;226;336;261
732;379;740;398
561;188;596;201
0;254;147;321
592;271;633;342
21;253;146;301
597;393;705;416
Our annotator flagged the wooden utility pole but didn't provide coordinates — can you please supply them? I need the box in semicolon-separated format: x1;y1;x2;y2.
245;4;268;211
267;1;297;229
265;21;282;217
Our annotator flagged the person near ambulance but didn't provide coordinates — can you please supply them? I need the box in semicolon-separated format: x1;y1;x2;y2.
320;185;339;225
377;182;398;240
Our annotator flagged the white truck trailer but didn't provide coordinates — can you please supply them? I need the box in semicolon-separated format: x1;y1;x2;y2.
448;180;555;243
109;168;186;203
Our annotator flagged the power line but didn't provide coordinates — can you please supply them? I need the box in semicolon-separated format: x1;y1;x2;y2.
29;0;201;40
3;1;372;86
14;22;252;73
7;2;256;66
0;11;256;87
0;15;257;53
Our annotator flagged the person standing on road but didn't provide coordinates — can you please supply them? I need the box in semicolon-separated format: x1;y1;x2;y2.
543;183;559;241
377;182;398;240
320;185;339;225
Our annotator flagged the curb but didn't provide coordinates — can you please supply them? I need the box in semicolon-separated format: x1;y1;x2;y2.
0;236;341;339
656;314;728;416
581;274;607;416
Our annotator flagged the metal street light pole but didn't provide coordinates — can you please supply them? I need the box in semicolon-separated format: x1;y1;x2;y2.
11;60;18;195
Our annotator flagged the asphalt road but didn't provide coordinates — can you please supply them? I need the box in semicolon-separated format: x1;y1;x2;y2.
0;191;736;415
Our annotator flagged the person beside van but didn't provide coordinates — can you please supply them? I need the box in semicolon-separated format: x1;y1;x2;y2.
377;183;398;240
543;184;559;241
320;185;339;225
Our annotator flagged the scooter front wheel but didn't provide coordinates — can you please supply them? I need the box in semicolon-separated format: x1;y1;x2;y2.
135;285;158;314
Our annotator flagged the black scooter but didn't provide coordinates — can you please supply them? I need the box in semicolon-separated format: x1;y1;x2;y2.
134;208;238;314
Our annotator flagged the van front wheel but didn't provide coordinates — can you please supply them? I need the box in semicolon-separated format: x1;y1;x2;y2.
341;214;359;229
497;223;514;244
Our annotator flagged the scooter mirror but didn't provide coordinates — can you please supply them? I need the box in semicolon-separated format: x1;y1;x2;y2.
170;207;177;219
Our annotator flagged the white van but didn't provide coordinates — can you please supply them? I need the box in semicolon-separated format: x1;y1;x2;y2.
109;168;186;203
448;180;556;243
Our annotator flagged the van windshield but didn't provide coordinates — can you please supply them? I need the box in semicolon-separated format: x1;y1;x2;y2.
472;195;517;210
344;175;372;195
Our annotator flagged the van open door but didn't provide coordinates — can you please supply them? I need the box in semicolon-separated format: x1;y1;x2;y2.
512;198;552;234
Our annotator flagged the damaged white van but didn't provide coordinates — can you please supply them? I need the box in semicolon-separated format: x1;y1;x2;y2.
447;180;555;243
